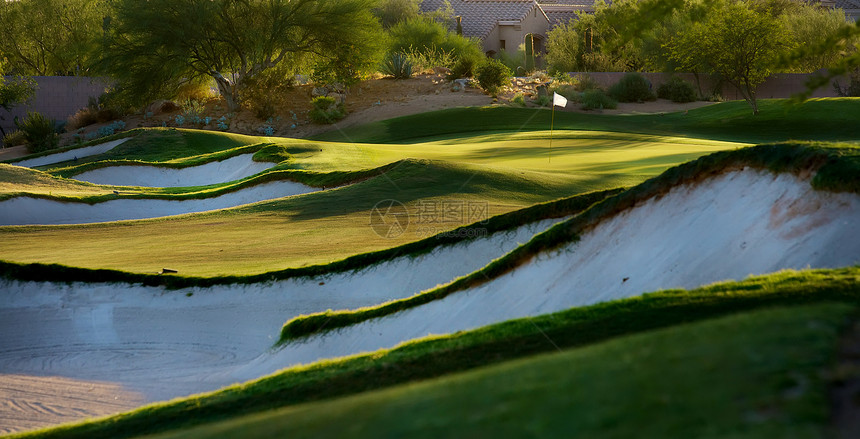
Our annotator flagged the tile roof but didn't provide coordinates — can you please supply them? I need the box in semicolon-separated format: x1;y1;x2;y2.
420;0;547;39
833;0;860;9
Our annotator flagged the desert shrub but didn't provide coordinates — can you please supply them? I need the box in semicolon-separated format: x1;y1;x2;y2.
2;130;27;147
657;76;698;103
447;55;479;79
474;58;512;95
388;17;483;70
533;94;552;107
608;72;655;103
16;112;58;153
573;73;601;92
243;63;297;120
380;52;413;79
580;89;618;110
402;46;455;73
179;98;206;124
173;81;215;102
496;47;528;76
833;68;860;97
309;96;346;124
511;93;526;107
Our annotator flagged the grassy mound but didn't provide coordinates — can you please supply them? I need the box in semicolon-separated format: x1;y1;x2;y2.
13;267;858;439
279;141;860;342
311;98;860;144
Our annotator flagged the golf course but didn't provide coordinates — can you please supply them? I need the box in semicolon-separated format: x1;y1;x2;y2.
1;97;859;438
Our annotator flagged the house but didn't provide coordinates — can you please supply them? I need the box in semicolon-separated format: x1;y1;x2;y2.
419;0;554;56
833;0;860;21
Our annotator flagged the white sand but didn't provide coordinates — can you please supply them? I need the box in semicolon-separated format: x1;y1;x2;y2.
72;154;277;187
0;180;317;225
0;218;558;432
233;169;860;381
13;139;130;168
3;169;859;433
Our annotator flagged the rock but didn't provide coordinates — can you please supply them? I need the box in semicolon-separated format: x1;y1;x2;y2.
328;92;346;104
311;87;328;97
433;66;452;76
453;78;470;90
146;100;179;115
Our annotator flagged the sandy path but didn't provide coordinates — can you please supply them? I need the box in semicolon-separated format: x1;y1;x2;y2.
0;218;560;433
234;169;860;380
0;180;317;225
72;154;277;187
12;139;130;168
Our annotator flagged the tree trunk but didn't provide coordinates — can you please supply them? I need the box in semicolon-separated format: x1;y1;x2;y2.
210;71;240;112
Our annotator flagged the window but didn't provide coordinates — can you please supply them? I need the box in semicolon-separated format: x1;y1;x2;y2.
500;40;506;50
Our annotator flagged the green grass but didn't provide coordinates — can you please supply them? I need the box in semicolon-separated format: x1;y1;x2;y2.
15;268;859;439
279;141;860;342
0;187;619;288
311;98;860;144
148;304;850;439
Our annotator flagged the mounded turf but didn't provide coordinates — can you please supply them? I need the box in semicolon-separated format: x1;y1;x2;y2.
311;98;860;144
0;127;741;276
12;267;858;439
144;304;849;439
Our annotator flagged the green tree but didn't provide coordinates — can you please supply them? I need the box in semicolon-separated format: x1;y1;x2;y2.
373;0;421;29
101;0;382;111
667;1;792;114
546;13;626;73
0;60;37;138
0;0;104;76
781;3;854;73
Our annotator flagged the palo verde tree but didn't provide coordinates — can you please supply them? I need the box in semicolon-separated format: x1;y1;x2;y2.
101;0;382;111
0;0;105;76
0;59;36;137
666;0;792;114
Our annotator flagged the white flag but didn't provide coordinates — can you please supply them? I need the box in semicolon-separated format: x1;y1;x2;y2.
552;92;568;108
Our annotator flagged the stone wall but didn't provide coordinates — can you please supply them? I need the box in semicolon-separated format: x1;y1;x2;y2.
1;76;111;135
568;72;848;100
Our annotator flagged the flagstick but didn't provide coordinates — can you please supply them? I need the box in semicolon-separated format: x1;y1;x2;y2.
549;104;554;164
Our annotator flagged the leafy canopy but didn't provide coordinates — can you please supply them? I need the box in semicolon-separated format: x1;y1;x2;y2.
100;0;383;111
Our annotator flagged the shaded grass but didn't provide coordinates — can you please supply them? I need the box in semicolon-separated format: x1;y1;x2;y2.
13;267;860;439
0;186;618;287
148;304;851;439
311;98;860;144
279;141;860;342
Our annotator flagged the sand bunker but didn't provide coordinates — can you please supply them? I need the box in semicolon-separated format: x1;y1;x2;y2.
0;180;317;225
12;138;130;168
0;218;559;433
72;154;277;187
233;169;860;381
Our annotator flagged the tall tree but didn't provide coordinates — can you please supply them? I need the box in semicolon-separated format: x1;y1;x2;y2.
667;0;792;114
0;0;104;76
101;0;382;111
0;60;37;137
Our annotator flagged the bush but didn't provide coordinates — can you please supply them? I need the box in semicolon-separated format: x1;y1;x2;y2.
511;93;526;107
388;17;483;70
380;52;413;79
580;89;618;110
608;72;655;103
2;130;27;147
657;76;698;103
533;94;552;107
474;58;512;95
243;63;297;120
833;68;860;97
309;96;346;124
573;73;601;92
551;84;580;103
16;112;58;153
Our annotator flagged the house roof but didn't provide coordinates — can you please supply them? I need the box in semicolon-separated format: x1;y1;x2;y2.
541;3;594;27
420;0;550;40
833;0;860;9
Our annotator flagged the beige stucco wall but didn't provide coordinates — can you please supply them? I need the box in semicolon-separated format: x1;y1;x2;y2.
483;6;551;56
